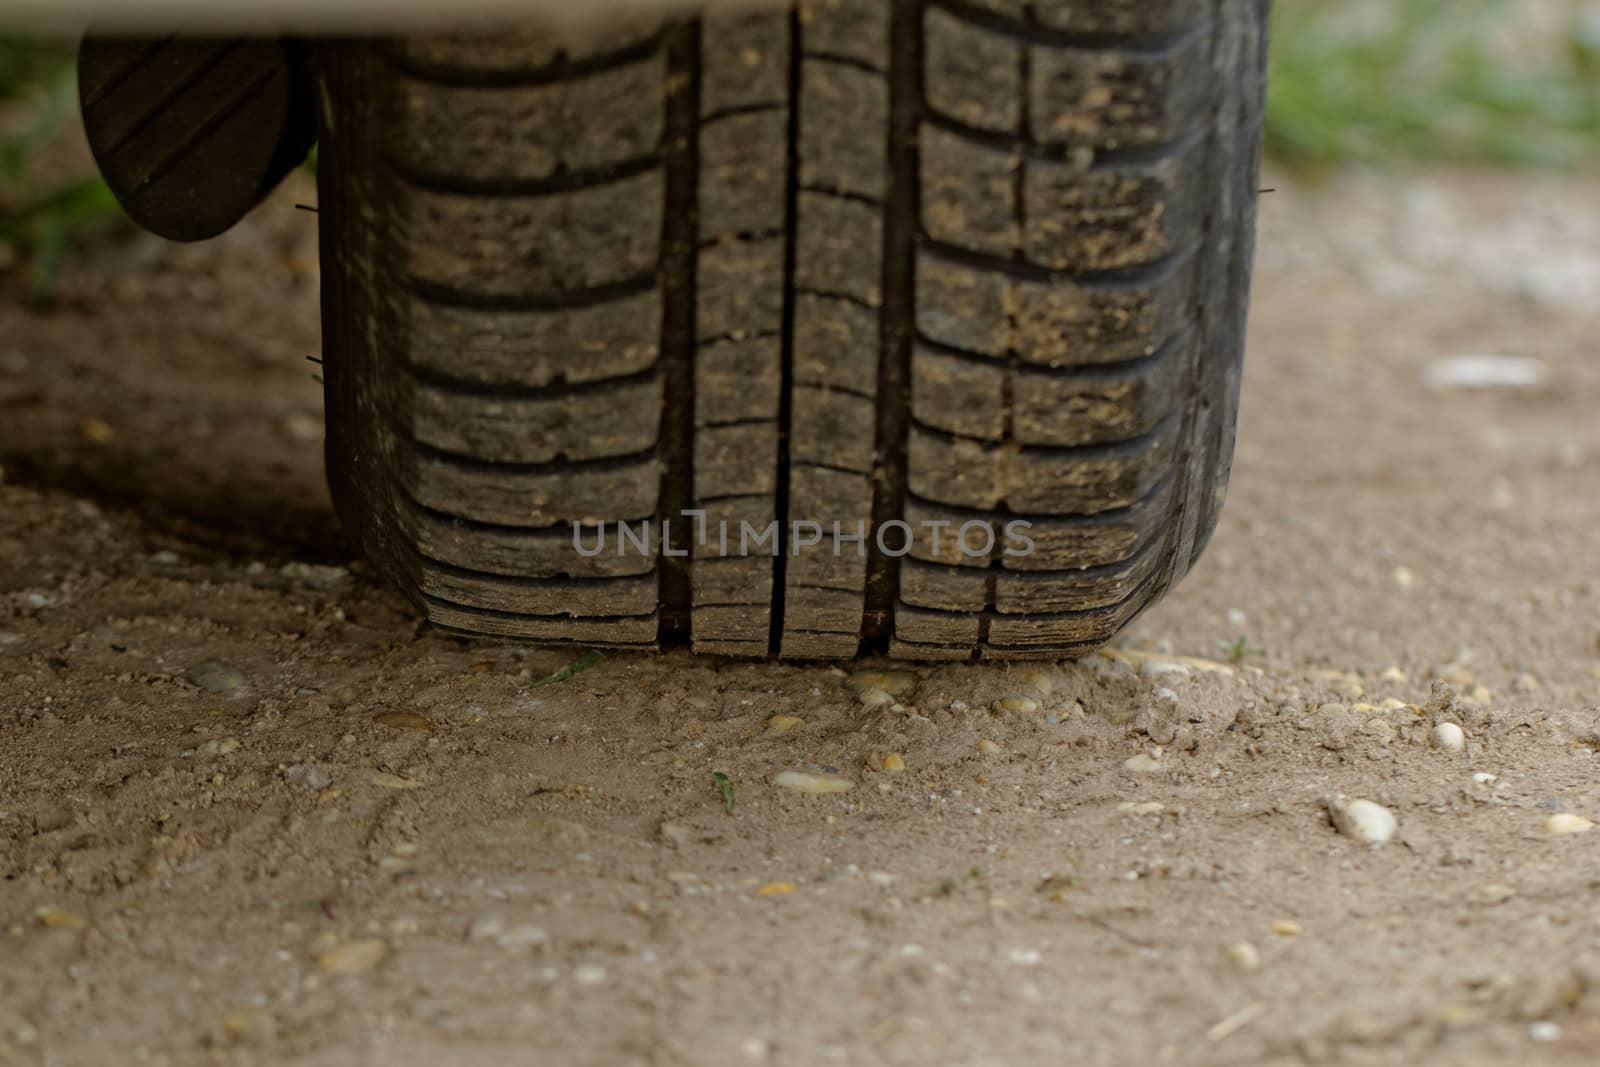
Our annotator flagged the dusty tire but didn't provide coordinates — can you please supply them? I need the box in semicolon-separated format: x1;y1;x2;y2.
314;0;1267;659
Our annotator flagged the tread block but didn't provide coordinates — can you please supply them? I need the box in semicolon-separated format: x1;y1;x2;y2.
920;125;1020;257
892;603;982;645
780;631;861;659
784;587;866;633
1012;339;1185;446
396;438;661;527
795;194;883;305
993;551;1159;614
695;556;775;601
908;421;1176;514
402;511;656;580
699;110;789;238
696;423;780;498
1023;142;1202;272
697;237;786;340
898;558;990;611
923;7;1022;133
911;344;1007;442
793;295;880;396
402;171;661;295
915;250;1194;366
397;371;661;464
800;0;890;68
697;337;783;426
701;12;790;116
1028;33;1207;150
401;288;661;388
393;53;665;182
423;598;659;644
791;386;877;473
419;565;659;617
798;62;888;199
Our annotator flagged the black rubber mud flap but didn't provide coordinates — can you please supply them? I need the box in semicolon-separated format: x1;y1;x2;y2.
78;36;317;242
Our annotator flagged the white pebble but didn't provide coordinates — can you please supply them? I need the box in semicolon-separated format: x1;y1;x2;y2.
1122;753;1162;773
1430;722;1465;752
467;914;505;942
574;963;608;987
1423;354;1547;390
995;695;1039;714
1529;1022;1562;1042
496;924;549;951
1472;772;1498;784
1543;813;1593;835
1325;795;1397;846
856;687;894;708
1226;942;1262;971
1007;947;1041;966
773;770;853;794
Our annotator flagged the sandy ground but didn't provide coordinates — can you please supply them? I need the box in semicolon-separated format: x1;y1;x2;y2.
2;166;1600;1066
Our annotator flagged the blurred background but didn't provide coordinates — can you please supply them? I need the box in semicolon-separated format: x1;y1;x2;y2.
6;0;1600;295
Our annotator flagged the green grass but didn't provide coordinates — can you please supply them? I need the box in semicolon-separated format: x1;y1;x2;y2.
1;36;120;299
1267;0;1600;167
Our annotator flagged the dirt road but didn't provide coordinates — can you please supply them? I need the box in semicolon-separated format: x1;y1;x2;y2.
2;167;1599;1066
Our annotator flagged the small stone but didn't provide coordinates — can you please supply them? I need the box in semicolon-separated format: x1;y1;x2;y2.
856;686;894;708
284;764;332;791
1472;772;1498;785
1326;795;1397;846
281;412;322;442
80;417;116;443
1528;1021;1563;1042
976;739;1002;754
765;715;804;733
773;770;853;794
880;753;906;773
181;659;247;692
739;1037;770;1061
1471;884;1515;905
1154;687;1179;703
1117;801;1164;815
1543;813;1594;835
1430;722;1465;752
1269;919;1302;937
574;963;608;986
36;906;86;930
373;711;433;732
845;670;916;698
1392;566;1416;591
496;924;549;950
217;737;240;755
1007;947;1042;966
1423;354;1547;390
1226;942;1262;971
756;882;796;896
1379;666;1408;684
867;871;896;888
1122;753;1162;774
317;938;387;974
467;914;505;942
995;695;1039;714
1024;671;1055;695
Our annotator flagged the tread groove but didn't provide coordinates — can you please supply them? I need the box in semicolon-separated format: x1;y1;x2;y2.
861;0;922;651
768;7;804;657
657;22;701;648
